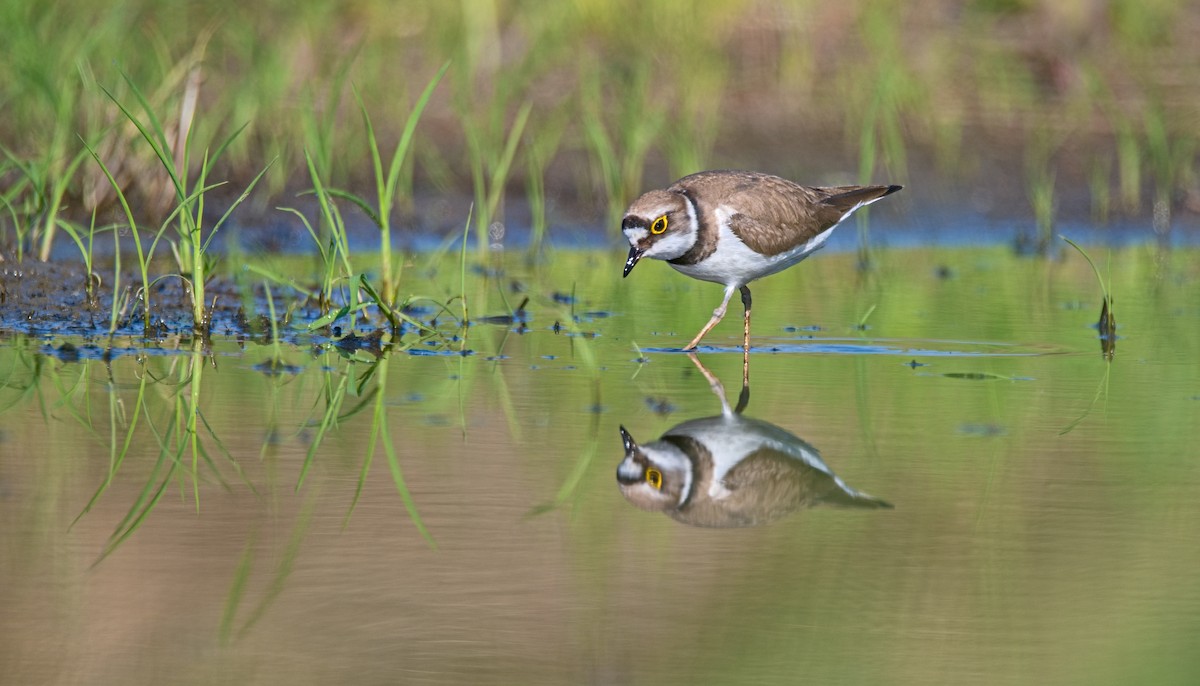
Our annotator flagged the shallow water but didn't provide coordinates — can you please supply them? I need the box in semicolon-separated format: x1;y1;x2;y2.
2;245;1199;685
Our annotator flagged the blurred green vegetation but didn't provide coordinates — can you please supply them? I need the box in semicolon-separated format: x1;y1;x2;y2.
1;0;1199;259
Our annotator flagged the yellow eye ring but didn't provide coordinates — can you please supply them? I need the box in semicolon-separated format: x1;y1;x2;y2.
646;468;663;490
650;216;668;234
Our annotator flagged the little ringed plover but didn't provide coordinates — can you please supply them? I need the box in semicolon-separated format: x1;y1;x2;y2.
622;170;902;351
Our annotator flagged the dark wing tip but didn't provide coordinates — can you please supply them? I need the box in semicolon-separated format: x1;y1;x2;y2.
885;184;904;195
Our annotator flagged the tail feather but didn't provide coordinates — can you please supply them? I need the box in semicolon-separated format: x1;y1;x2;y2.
820;184;903;215
820;485;894;510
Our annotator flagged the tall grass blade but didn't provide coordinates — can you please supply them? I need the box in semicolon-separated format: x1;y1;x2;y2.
1061;235;1116;358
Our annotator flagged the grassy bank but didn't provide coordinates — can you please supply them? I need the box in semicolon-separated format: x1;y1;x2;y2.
2;0;1199;266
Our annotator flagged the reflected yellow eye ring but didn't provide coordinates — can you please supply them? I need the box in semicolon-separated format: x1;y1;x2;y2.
650;216;668;234
646;468;663;490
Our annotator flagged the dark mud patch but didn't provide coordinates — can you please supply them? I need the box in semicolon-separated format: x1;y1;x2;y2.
0;261;325;342
0;260;563;357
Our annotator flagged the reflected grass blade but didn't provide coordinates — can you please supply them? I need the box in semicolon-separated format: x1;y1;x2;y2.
219;532;256;644
376;358;434;547
528;411;600;517
529;316;602;515
380;403;435;548
295;371;360;492
197;403;257;497
233;494;317;640
71;366;148;530
92;452;177;567
1059;361;1113;435
340;356;434;547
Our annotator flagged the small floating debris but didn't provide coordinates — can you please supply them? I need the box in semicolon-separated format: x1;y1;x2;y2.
476;296;530;326
408;347;474;357
333;330;384;356
469;264;504;278
959;422;1007;436
254;358;302;376
576;310;612;321
1098;296;1116;360
942;371;1011;381
643;397;676;416
55;342;79;362
40;342;121;362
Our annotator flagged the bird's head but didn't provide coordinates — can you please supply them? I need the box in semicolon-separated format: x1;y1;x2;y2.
616;426;692;512
621;190;696;277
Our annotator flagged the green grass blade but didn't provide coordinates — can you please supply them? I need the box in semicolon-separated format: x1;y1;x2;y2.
485;100;532;221
1060;235;1110;299
70;370;148;529
324;188;381;228
386;60;450;203
99;81;184;201
202;157;277;253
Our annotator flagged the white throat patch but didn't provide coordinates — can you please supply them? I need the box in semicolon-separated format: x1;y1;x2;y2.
643;229;694;261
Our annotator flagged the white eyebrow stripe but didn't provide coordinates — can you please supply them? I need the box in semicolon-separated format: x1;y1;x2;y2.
678;191;699;234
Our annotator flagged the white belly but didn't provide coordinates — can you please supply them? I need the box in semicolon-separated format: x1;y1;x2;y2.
671;213;835;287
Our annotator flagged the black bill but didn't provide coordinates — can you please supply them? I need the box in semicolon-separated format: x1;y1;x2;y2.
623;245;645;278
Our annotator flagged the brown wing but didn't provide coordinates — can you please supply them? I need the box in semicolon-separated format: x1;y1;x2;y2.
673;172;900;257
721;447;891;511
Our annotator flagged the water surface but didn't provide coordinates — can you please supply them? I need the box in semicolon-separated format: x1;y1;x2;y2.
2;245;1198;685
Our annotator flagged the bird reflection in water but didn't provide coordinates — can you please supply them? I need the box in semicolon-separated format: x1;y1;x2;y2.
617;353;892;527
